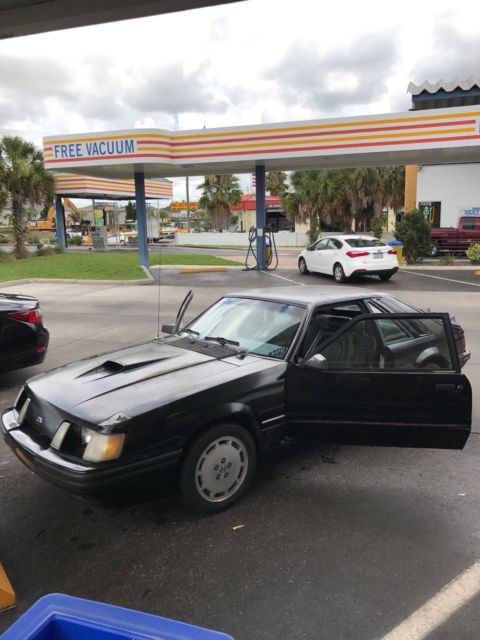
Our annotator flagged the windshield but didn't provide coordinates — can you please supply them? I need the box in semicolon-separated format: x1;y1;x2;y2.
345;238;387;247
184;297;305;359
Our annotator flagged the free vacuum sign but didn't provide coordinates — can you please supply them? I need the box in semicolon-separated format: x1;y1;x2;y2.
52;138;136;160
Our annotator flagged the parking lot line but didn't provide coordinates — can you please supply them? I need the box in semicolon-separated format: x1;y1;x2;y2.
403;270;480;288
382;560;480;640
264;271;306;285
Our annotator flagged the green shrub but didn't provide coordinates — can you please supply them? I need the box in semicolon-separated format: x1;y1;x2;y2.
370;213;387;239
27;233;42;245
68;235;82;246
439;253;455;266
466;243;480;263
0;235;10;244
36;247;57;257
394;209;432;264
0;252;15;263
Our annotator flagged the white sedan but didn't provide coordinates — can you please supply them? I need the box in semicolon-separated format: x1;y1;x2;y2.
107;233;127;246
298;235;399;283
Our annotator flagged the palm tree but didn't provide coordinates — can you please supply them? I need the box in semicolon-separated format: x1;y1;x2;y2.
0;136;55;258
197;175;242;231
381;165;405;212
282;170;332;243
266;171;288;196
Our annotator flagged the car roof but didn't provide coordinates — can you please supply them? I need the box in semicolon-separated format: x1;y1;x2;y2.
227;285;389;308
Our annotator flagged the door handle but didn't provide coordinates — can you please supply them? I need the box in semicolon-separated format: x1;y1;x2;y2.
435;383;458;393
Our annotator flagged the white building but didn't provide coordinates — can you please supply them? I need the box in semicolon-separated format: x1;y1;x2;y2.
407;77;480;227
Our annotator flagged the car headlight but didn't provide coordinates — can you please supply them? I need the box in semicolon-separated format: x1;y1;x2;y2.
81;428;125;463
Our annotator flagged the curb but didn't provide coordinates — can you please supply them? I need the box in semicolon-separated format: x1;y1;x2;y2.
179;266;228;274
0;563;15;612
150;264;244;271
0;267;155;288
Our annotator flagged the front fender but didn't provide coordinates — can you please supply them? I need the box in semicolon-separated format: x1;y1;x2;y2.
182;402;263;448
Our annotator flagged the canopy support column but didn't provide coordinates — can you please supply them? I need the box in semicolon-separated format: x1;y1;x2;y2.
255;165;266;270
54;195;67;249
134;171;149;267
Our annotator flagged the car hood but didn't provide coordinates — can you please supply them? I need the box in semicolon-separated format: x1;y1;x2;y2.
24;338;280;431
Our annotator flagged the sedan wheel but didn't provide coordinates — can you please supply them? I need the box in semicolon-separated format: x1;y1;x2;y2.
298;257;309;274
180;423;257;513
333;262;346;283
379;272;394;281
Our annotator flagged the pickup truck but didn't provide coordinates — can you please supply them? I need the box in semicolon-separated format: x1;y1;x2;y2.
430;217;480;255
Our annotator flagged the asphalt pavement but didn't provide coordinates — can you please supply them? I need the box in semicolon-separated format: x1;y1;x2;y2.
1;269;480;639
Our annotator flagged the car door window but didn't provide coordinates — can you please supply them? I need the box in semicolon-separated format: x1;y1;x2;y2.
315;315;455;370
314;238;330;251
297;303;364;358
324;239;338;250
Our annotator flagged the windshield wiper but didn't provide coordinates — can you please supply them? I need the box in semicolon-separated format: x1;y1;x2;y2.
181;328;199;337
204;336;240;347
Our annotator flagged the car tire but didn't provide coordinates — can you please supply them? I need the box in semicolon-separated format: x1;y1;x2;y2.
379;272;394;281
120;240;126;246
179;423;257;513
298;257;309;274
333;263;346;283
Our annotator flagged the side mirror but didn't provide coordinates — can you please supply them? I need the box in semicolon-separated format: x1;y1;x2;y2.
307;245;314;251
161;324;176;335
303;354;328;370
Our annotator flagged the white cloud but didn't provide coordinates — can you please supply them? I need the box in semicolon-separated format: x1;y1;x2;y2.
0;0;479;198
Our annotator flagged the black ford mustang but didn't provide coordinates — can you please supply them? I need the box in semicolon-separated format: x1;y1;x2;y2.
1;286;471;513
0;292;49;372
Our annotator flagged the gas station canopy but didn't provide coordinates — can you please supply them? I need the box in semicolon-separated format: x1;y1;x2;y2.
54;173;172;200
0;0;242;39
43;106;480;180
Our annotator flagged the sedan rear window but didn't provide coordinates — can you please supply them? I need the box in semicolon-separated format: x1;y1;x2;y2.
345;238;387;248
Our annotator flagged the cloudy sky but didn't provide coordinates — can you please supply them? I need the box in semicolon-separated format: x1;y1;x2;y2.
1;0;479;200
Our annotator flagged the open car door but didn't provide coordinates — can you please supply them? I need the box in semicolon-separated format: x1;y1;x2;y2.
286;313;471;449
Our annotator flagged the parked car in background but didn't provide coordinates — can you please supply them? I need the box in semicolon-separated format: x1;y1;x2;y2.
2;287;470;513
430;216;480;255
107;232;126;246
0;293;49;372
298;235;399;282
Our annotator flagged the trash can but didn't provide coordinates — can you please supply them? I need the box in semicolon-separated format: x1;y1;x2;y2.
0;594;234;640
387;240;403;263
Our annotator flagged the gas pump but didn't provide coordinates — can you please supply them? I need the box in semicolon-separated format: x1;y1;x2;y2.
244;226;278;271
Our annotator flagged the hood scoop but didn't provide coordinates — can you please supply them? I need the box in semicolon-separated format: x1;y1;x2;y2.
78;355;173;378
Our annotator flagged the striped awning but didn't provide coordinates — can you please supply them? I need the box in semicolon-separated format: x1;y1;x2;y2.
54;173;172;200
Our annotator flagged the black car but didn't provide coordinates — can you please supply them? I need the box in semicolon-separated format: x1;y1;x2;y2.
0;292;49;372
1;287;471;513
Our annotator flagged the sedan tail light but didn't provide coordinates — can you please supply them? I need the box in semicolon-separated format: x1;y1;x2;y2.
345;250;370;258
8;309;43;324
387;249;397;255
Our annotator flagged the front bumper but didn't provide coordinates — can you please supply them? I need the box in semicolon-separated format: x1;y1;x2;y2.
1;409;180;495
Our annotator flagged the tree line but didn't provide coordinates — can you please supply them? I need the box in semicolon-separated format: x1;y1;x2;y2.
197;168;404;240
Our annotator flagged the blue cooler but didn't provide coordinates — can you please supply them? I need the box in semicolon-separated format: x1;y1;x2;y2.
0;594;234;640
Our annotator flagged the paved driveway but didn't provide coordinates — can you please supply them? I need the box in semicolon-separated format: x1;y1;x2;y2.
1;274;479;639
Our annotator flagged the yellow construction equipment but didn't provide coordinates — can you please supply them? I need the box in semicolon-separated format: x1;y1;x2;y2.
29;197;80;231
